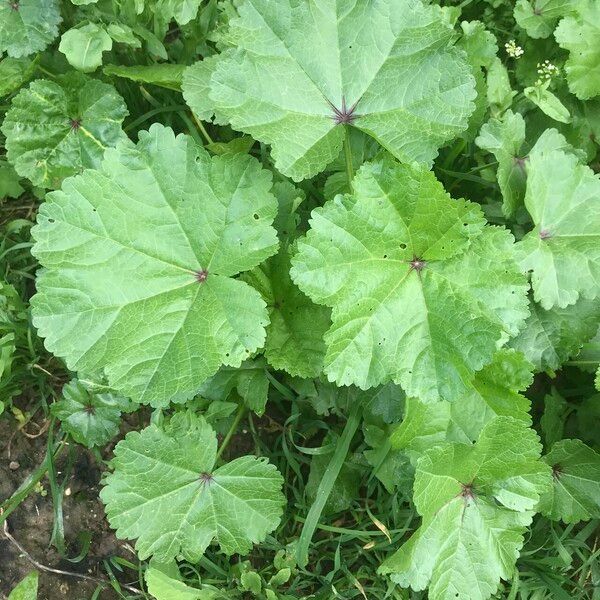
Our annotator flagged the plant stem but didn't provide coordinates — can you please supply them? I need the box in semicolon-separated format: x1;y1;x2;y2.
296;400;362;568
192;112;215;145
215;404;247;461
344;125;354;192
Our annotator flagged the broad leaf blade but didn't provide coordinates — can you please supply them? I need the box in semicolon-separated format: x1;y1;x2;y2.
539;439;600;523
100;412;285;562
32;124;278;406
184;0;476;180
291;159;529;400
2;73;128;188
380;417;552;600
0;0;61;58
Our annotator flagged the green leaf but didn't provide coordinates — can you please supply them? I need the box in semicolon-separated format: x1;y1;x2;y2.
106;23;141;48
306;438;365;514
59;24;113;73
183;0;476;181
243;182;330;379
146;561;212;600
0;57;35;97
486;57;516;115
31;124;278;406
240;571;262;594
540;389;567;448
0;163;24;199
555;1;600;100
291;159;529;400
539;439;600;523
1;73;128;189
104;64;186;90
475;109;527;216
51;379;133;448
525;82;571;123
514;0;580;39
380;417;552;600
0;0;61;58
458;21;498;69
8;571;38;600
515;140;600;309
508;297;600;372
392;350;533;459
100;411;285;562
199;359;269;415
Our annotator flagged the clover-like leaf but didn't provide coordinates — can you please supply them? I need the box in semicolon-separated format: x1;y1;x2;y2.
183;0;476;181
100;411;286;562
476;109;527;216
291;159;529;401
392;350;533;459
509;296;600;372
380;417;552;600
59;24;113;73
515;140;600;309
539;439;600;523
31;124;279;406
1;73;128;188
51;379;134;448
0;0;61;58
555;1;600;100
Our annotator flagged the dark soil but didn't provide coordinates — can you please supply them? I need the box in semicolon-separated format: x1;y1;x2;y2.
0;419;136;600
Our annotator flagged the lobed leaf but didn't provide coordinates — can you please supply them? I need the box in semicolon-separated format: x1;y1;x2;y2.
183;0;476;181
100;411;286;562
31;124;279;406
291;159;529;401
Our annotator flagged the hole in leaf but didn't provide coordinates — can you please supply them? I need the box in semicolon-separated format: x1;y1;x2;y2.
400;243;407;249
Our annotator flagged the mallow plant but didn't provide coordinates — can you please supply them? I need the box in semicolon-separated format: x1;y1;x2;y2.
1;0;599;598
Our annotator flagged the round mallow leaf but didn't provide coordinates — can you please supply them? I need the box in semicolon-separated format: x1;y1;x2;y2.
101;412;286;562
183;0;476;181
32;123;279;407
0;0;61;58
1;73;128;189
291;158;530;401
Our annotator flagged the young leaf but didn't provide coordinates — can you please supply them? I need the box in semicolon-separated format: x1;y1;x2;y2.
59;24;113;72
100;411;286;562
291;159;529;400
31;124;279;406
183;0;476;181
51;379;133;448
0;0;61;58
508;297;600;371
515;144;600;309
7;571;38;600
145;561;217;599
475;109;527;216
392;350;533;459
555;1;600;100
198;359;269;415
0;163;24;199
539;439;600;523
1;73;128;188
380;417;552;600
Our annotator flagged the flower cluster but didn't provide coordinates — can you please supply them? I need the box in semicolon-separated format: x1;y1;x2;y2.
505;39;524;59
536;59;559;85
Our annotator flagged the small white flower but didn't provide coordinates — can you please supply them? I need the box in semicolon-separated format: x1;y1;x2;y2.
505;40;524;59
